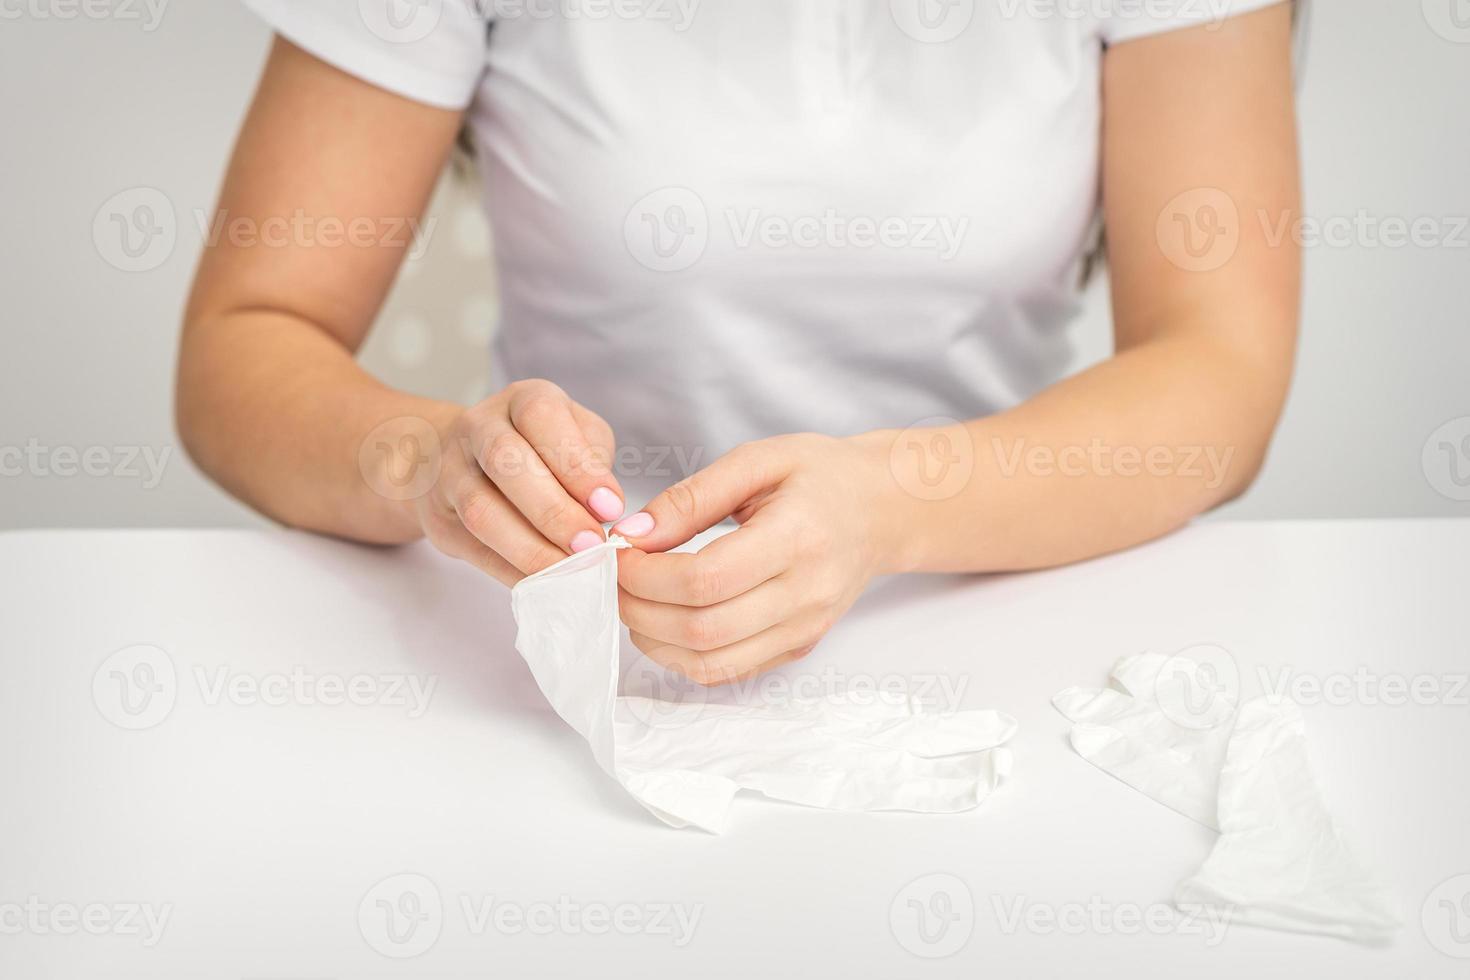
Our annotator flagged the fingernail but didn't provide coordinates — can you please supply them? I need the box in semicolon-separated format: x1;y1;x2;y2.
613;512;655;537
570;530;603;553
588;486;624;522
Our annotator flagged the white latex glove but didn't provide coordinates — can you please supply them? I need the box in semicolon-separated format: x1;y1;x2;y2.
1051;652;1234;828
1053;654;1401;944
1173;697;1402;943
511;536;1017;833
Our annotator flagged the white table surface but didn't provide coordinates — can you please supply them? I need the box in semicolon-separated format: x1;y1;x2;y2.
1;519;1467;978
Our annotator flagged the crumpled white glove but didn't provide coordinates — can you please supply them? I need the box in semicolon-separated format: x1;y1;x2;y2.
1051;651;1233;829
511;536;1017;833
1053;653;1401;944
1173;697;1401;944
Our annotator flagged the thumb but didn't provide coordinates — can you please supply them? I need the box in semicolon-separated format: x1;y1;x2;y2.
612;443;790;553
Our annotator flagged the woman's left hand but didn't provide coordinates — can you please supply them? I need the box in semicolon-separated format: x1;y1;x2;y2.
611;432;908;686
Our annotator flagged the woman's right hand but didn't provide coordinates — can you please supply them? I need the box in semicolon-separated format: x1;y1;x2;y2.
415;379;626;586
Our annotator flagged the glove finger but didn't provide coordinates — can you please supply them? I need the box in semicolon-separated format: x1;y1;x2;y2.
1107;652;1169;702
1051;686;1137;724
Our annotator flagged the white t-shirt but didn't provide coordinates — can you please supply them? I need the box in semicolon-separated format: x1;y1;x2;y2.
244;0;1287;497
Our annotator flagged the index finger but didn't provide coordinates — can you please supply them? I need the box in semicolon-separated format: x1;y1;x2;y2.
507;383;626;523
617;523;791;607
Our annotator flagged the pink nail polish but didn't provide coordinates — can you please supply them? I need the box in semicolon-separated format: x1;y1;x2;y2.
570;530;603;553
588;486;624;523
613;512;655;538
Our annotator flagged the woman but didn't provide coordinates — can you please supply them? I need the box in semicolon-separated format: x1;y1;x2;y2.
177;0;1301;685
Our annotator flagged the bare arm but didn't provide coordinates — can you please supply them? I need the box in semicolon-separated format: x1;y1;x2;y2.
877;3;1302;573
178;38;625;577
178;37;462;542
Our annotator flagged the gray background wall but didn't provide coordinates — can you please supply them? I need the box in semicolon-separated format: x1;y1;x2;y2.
2;0;1467;529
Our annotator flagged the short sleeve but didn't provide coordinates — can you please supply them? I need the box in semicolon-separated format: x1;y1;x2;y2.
241;0;490;109
1099;0;1290;46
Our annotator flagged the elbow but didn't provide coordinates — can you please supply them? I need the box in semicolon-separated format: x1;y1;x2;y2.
173;315;227;490
1197;335;1296;512
172;360;202;478
1202;409;1285;512
1211;443;1267;508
